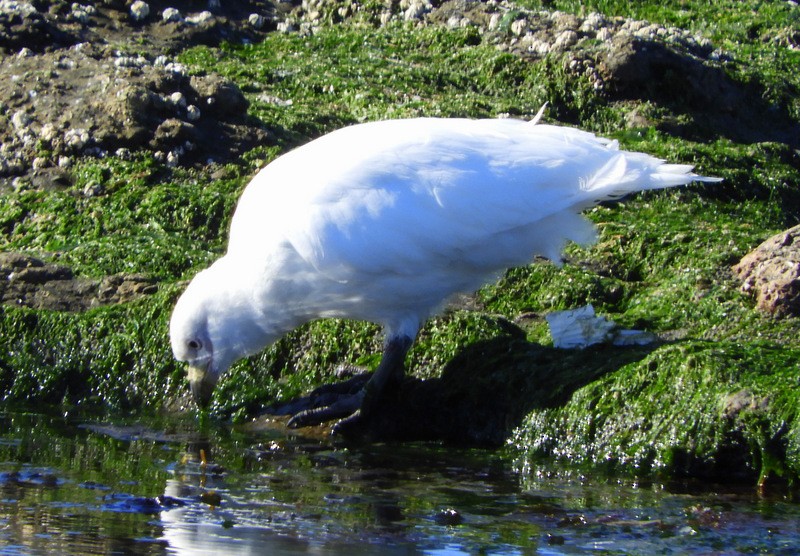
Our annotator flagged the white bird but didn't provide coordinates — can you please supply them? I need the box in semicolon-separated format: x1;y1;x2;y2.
169;116;719;431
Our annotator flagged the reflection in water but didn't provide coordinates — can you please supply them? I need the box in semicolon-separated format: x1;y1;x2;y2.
1;408;799;555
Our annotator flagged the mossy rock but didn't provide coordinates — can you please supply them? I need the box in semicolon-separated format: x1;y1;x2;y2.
510;341;800;485
0;0;799;490
0;290;184;410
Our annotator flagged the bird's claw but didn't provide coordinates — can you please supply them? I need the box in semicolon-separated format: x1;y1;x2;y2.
286;390;364;428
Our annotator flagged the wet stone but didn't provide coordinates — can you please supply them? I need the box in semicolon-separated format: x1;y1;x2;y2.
0;252;158;311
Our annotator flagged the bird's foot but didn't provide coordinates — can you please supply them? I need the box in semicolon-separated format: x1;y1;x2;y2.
276;335;413;437
279;369;371;428
291;380;393;440
286;390;364;428
329;409;372;438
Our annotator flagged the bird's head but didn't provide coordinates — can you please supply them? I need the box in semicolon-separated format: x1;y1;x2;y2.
169;259;277;408
170;276;231;408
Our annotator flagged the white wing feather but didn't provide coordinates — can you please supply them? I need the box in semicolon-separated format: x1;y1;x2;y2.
229;119;715;287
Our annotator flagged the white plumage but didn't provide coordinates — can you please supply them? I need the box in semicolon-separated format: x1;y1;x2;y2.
170;117;719;426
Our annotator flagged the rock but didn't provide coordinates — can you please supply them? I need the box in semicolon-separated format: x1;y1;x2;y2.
152;118;198;147
161;8;183;23
600;34;799;143
732;225;800;318
0;252;157;312
722;389;770;419
248;13;265;28
189;74;249;116
0;0;275;187
0;38;266;185
130;1;150;22
0;0;79;54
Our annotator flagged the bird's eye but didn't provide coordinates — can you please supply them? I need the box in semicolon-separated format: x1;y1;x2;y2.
187;339;202;350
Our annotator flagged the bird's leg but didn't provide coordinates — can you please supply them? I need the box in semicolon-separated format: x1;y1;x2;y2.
359;334;413;417
330;334;413;437
286;334;413;430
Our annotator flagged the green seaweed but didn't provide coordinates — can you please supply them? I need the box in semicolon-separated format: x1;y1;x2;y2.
1;2;799;483
0;288;183;410
510;341;800;483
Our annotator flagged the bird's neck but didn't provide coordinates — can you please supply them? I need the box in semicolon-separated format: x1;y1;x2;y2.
219;250;313;341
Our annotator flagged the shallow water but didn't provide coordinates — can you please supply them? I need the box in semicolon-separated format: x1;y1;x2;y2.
1;409;799;555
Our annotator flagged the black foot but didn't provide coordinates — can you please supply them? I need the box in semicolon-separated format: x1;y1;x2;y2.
286;390;364;428
330;409;371;438
268;335;414;438
262;370;371;428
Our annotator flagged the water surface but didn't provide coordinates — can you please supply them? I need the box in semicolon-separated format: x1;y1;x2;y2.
1;408;798;554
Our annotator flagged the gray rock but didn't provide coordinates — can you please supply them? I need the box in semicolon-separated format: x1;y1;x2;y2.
0;252;158;312
732;225;800;318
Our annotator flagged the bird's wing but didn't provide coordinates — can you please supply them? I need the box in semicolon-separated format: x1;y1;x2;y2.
228;119;711;279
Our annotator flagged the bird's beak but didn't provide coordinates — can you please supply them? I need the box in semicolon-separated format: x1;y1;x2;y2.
187;364;217;408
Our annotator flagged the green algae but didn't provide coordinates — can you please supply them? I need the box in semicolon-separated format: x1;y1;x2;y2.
0;290;183;410
0;2;798;484
510;341;800;483
0;155;246;279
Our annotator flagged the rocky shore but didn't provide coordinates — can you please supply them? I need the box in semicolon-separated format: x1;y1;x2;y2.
1;0;799;485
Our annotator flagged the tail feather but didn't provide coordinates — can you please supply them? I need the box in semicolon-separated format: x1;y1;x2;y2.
584;152;721;203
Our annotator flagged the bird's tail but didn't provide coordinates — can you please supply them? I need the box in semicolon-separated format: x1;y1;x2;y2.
580;148;722;204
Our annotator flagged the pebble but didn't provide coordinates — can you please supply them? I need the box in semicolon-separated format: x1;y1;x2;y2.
403;1;431;21
162;7;182;23
130;1;150;22
510;19;527;36
113;55;147;69
70;3;95;23
553;29;578;51
186;105;201;121
434;508;463;526
82;180;104;197
527;39;551;56
248;13;266;29
276;20;296;33
580;12;607;33
168;92;186;108
11;110;31;131
186;11;213;25
166;150;180;167
40;123;58;142
596;27;613;42
64;128;89;150
0;1;37;17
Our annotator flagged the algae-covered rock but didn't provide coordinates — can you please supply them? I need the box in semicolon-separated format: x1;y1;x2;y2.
510;341;800;485
0;0;798;489
0;289;183;409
